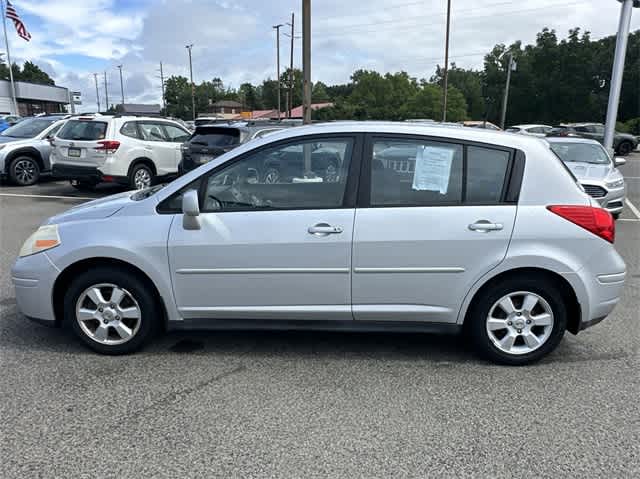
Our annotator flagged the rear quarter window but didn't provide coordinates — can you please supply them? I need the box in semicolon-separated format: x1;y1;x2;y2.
58;120;108;141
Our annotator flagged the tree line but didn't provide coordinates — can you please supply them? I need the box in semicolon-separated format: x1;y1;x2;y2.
164;27;640;133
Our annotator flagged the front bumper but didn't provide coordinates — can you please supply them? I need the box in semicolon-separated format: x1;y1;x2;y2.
583;182;626;214
11;252;60;324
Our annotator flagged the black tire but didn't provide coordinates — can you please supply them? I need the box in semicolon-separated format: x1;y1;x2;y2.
612;212;620;220
466;276;567;366
70;180;97;191
616;141;633;156
64;267;159;355
129;163;154;190
9;156;40;186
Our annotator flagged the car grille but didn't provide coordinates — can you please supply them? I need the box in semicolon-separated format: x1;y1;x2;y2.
582;184;607;198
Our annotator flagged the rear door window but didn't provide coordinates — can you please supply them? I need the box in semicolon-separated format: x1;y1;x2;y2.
466;146;510;203
58;120;108;141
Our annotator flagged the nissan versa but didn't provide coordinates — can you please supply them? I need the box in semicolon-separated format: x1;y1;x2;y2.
11;123;626;365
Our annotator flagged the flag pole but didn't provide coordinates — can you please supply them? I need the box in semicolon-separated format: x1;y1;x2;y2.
1;0;18;115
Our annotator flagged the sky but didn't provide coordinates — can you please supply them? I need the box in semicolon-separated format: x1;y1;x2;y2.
5;0;640;110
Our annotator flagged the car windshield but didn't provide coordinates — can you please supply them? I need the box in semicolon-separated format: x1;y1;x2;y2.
190;127;240;147
1;117;59;138
549;142;611;165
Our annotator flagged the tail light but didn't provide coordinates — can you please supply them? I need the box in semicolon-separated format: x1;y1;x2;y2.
547;205;615;243
94;140;120;153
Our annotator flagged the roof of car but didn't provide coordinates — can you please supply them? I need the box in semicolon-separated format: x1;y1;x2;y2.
545;136;602;145
510;124;552;129
257;121;547;151
559;122;602;127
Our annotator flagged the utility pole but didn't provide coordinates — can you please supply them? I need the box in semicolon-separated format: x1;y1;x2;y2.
186;44;195;121
500;53;514;130
288;12;295;117
442;0;451;122
117;65;125;108
103;71;109;111
302;0;311;124
158;61;166;112
273;24;284;120
604;0;639;153
93;73;101;112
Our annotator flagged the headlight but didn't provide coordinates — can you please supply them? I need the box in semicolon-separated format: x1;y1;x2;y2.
606;178;624;189
19;225;61;257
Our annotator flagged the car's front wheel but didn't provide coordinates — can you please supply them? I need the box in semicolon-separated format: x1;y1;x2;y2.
9;156;40;186
467;276;567;365
64;267;158;354
616;141;633;156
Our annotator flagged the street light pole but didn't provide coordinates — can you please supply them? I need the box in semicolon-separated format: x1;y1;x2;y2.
288;12;295;118
604;0;639;153
93;73;101;112
442;0;451;122
103;71;109;111
273;24;284;120
117;65;125;108
302;0;311;125
500;53;514;130
186;44;195;120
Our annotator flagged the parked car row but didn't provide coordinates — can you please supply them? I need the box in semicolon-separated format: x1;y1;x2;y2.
12;121;626;364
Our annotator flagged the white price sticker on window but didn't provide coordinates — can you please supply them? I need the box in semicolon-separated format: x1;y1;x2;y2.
412;145;454;194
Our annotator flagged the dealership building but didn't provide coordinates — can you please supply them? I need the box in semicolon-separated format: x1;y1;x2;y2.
0;80;69;116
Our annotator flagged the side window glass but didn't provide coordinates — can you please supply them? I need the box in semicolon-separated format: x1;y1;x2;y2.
575;126;588;133
120;121;139;139
139;122;167;142
47;124;62;137
370;139;463;206
465;146;510;203
163;124;190;142
201;138;353;212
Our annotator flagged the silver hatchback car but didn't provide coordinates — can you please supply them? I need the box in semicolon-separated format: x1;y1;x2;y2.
12;122;626;365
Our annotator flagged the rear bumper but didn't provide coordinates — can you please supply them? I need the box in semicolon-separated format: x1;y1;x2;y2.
52;163;128;185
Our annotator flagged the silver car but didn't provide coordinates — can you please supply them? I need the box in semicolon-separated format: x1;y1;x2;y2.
12;122;626;365
547;137;626;218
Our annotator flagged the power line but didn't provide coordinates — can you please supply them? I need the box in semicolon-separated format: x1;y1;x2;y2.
313;0;583;37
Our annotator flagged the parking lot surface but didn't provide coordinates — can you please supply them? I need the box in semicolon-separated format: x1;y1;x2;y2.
1;153;639;478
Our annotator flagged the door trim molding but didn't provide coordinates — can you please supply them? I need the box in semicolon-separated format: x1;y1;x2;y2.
353;267;465;274
176;267;350;275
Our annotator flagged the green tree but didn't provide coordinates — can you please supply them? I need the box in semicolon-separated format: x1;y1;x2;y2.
312;81;330;102
432;63;484;119
19;61;55;85
164;75;192;119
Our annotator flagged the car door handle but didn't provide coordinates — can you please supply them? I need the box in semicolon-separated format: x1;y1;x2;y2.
308;223;343;236
468;220;504;232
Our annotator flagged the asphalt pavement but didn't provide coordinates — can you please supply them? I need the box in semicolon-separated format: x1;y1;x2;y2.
0;154;639;478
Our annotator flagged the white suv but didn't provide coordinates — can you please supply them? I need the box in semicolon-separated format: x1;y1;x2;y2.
51;116;191;190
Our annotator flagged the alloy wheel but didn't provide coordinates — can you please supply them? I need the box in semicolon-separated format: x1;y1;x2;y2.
264;168;280;184
324;163;339;183
75;283;142;345
134;168;152;189
14;159;37;185
486;291;554;355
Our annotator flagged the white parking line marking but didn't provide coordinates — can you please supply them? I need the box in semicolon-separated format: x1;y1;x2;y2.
625;198;640;220
617;218;640;223
0;192;93;200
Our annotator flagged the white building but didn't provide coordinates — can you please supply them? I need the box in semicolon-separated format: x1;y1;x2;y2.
0;80;69;116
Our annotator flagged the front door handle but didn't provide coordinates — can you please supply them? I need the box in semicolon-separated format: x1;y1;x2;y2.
468;220;504;232
308;223;343;236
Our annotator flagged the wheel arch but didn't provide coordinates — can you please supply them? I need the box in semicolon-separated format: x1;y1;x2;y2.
460;267;582;335
4;147;44;173
52;257;168;330
127;157;157;177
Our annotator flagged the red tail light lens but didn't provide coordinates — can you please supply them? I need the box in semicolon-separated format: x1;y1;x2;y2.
547;205;615;243
95;140;120;152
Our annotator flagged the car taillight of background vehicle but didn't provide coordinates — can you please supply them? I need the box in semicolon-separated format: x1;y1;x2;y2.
547;205;615;243
94;140;120;153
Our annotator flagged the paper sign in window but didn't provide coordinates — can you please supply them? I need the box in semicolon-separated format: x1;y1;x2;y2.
412;146;454;194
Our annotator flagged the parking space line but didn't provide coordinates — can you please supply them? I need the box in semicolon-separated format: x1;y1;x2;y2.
0;192;93;200
625;198;640;220
617;218;640;223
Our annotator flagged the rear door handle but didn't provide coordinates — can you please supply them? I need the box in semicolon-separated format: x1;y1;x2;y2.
468;220;504;232
308;223;343;236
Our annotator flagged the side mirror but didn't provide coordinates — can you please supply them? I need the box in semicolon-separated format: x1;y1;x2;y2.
614;157;626;167
182;189;201;230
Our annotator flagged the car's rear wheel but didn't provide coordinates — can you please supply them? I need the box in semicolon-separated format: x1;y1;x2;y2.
130;163;154;190
9;156;40;186
64;267;158;354
616;141;633;156
467;277;567;365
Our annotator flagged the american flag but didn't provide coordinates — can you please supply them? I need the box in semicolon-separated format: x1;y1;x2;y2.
5;1;31;42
